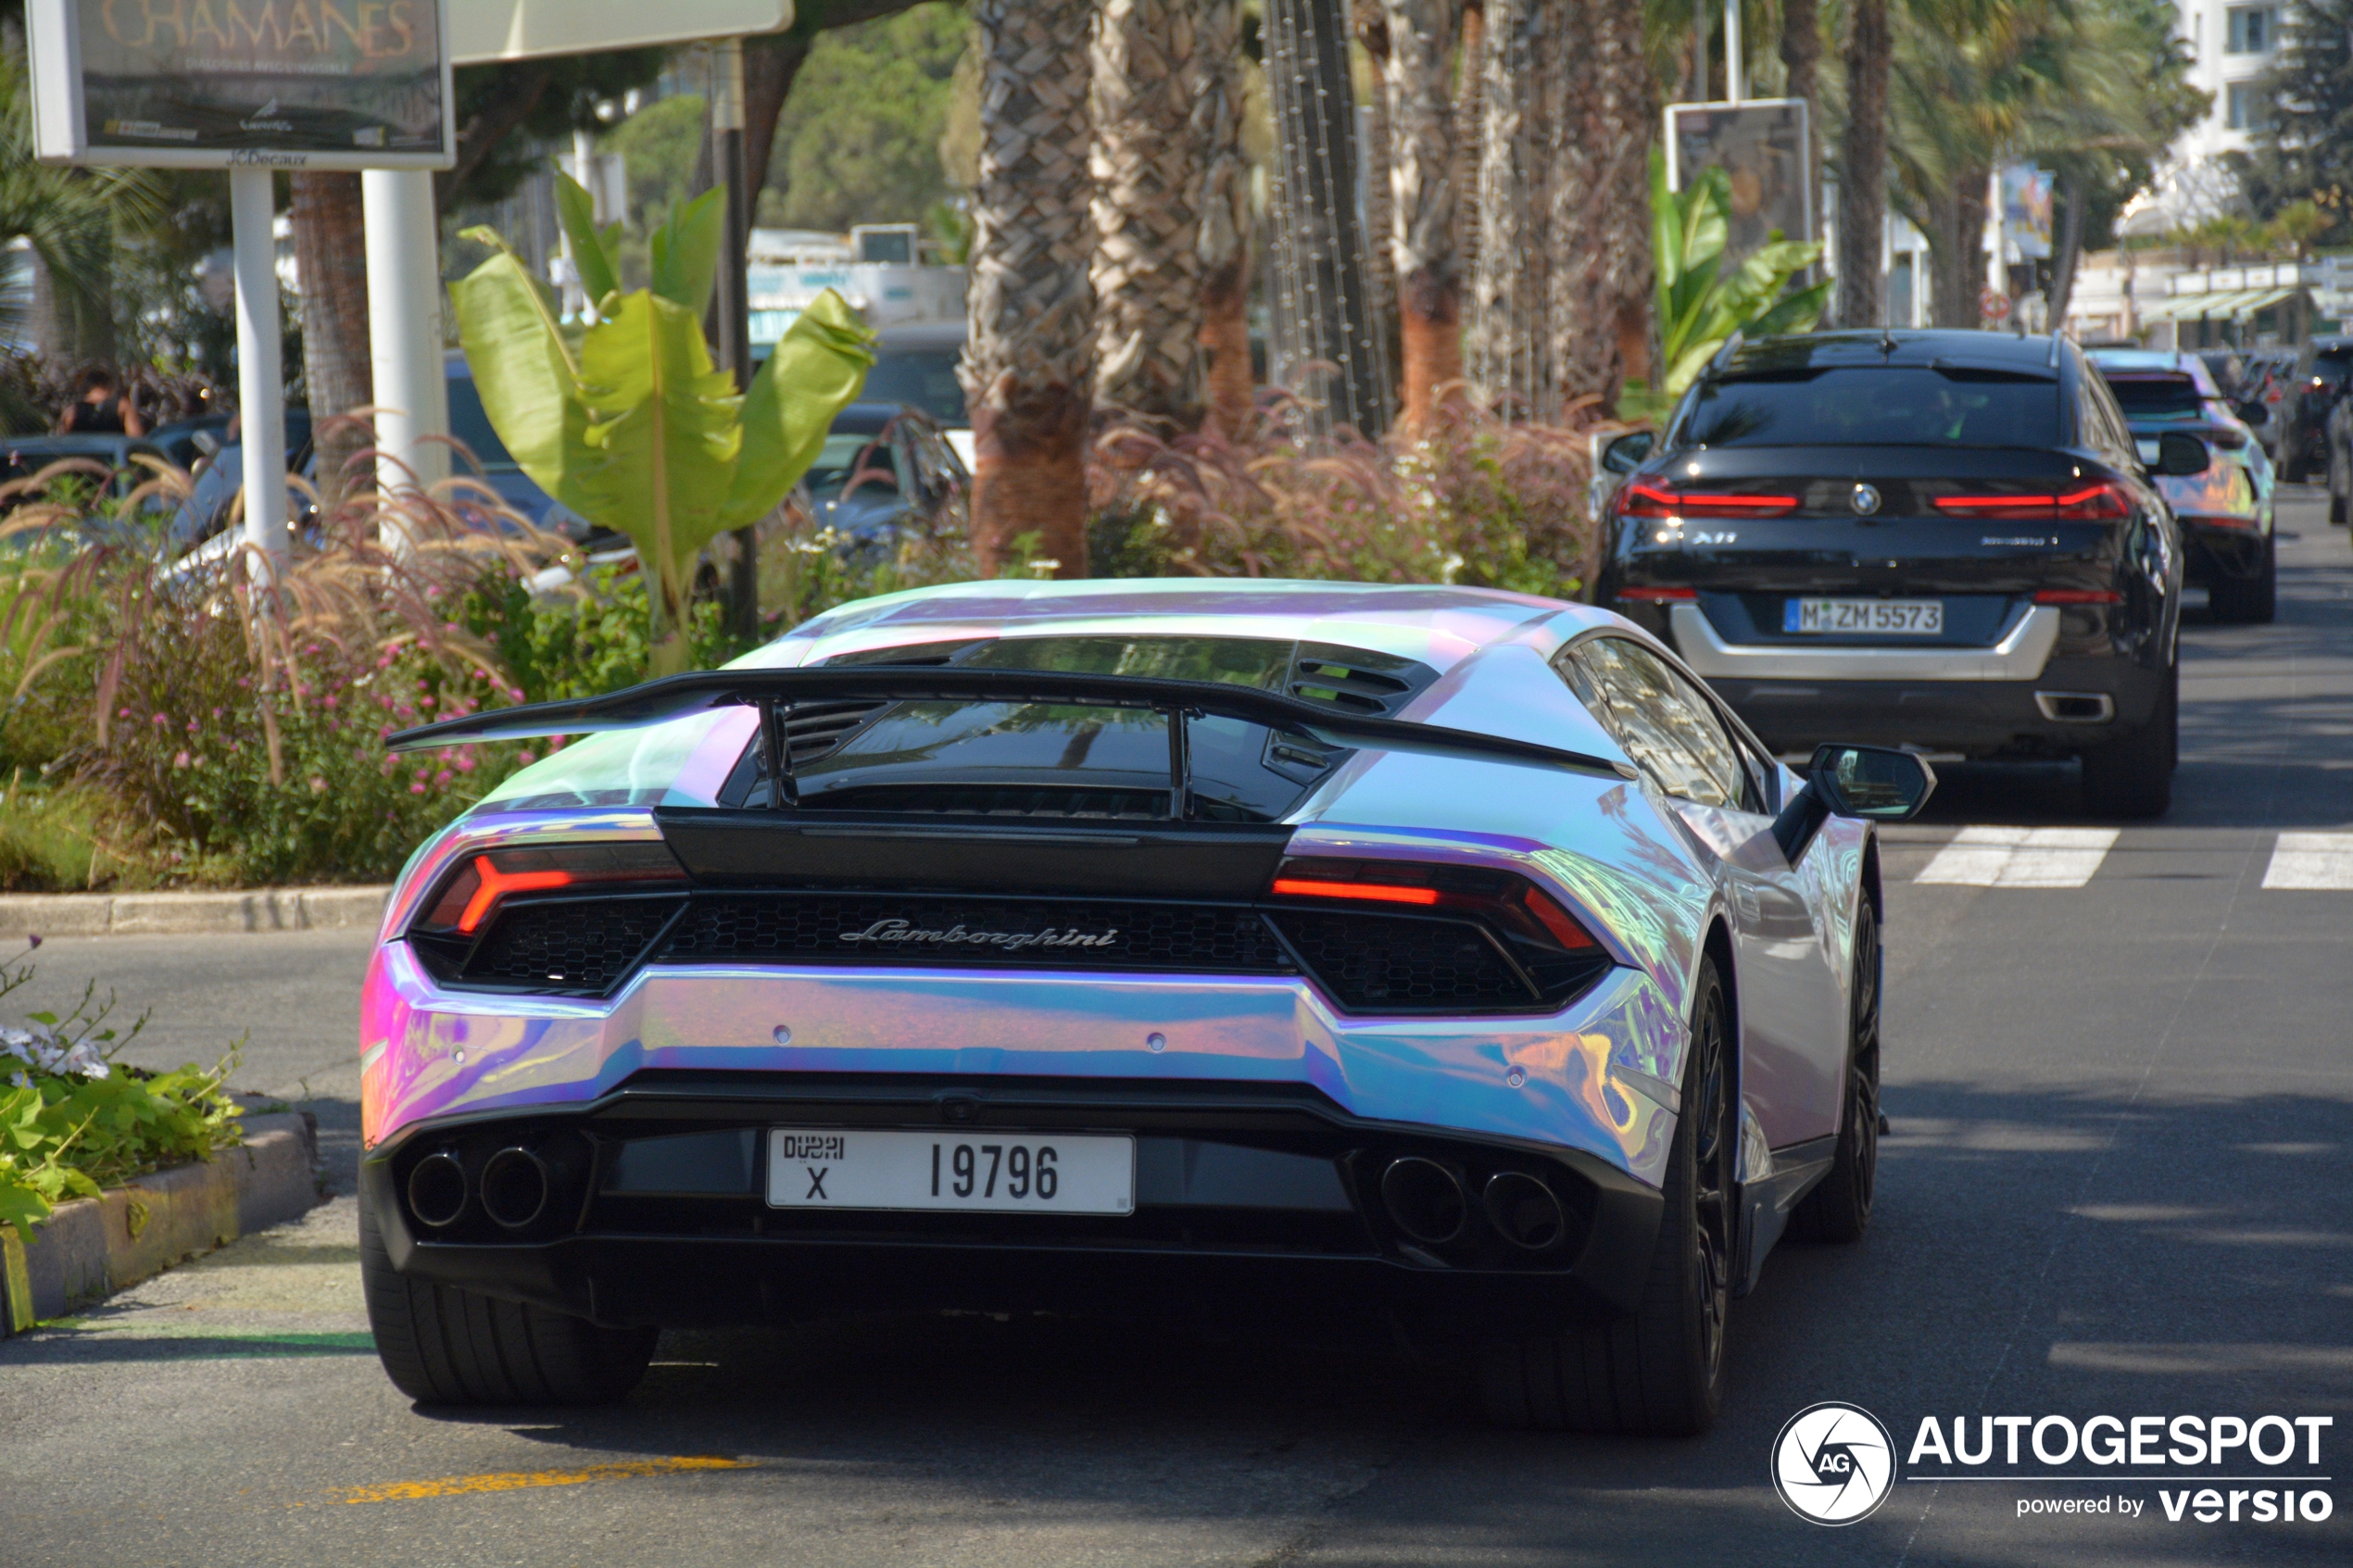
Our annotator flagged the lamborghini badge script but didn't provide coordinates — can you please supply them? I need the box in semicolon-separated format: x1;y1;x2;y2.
1773;1402;1897;1524
837;919;1120;951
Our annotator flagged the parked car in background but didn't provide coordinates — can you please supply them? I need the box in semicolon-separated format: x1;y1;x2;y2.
2086;348;2276;623
805;401;968;550
2235;348;2295;462
2328;396;2353;526
2282;335;2353;481
2196;348;2245;398
859;320;972;469
1593;330;2191;819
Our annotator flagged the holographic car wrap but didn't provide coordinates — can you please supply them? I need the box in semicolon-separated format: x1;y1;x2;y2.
362;579;1877;1244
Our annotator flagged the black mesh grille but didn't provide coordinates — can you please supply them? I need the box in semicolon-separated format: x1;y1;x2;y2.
657;894;1290;973
1265;910;1537;1010
461;897;686;993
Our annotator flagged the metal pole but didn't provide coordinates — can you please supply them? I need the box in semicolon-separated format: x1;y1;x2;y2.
1724;0;1743;105
363;169;451;544
230;167;288;569
711;37;759;642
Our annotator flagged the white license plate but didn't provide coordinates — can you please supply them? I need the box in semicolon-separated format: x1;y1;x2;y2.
765;1128;1135;1214
1785;598;1944;635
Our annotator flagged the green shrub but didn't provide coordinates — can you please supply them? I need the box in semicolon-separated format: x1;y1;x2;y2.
0;947;244;1236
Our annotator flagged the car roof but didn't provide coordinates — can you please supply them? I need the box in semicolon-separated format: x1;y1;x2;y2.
1;433;157;455
764;578;1602;674
2087;347;2222;395
1719;329;2062;376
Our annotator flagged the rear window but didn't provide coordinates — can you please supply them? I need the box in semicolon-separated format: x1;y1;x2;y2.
862;349;966;426
803;431;900;500
2313;348;2353;387
763;636;1425;822
2099;375;2204;419
1681;367;2060;447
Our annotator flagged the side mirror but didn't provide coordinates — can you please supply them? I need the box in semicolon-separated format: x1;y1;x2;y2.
2155;431;2209;478
1601;431;1655;474
1809;744;1937;822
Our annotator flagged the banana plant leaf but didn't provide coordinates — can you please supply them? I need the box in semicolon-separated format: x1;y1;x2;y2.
724;291;877;532
574;290;745;580
449;232;591;508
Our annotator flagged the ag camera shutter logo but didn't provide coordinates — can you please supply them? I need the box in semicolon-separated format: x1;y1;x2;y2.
1774;1402;1898;1524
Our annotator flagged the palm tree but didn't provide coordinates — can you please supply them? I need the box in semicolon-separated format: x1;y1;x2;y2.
1196;0;1254;439
1378;0;1464;429
0;55;158;367
1091;0;1212;427
959;0;1097;575
1836;0;1891;328
1549;0;1653;405
1466;0;1552;414
291;174;371;514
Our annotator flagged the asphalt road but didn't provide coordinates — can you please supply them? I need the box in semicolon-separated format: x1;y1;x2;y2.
4;493;2349;1566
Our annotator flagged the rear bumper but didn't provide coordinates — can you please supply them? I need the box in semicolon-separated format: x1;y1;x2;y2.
2181;520;2271;582
1709;657;2168;757
362;1075;1670;1342
1667;603;2062;683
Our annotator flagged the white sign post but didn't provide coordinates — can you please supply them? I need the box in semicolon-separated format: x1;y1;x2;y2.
26;0;456;569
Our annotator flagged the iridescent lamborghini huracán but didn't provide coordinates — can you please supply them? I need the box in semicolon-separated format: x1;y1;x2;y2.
359;579;1931;1435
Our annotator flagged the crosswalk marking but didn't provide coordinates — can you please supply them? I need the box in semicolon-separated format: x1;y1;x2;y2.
1914;826;2120;888
2260;832;2353;889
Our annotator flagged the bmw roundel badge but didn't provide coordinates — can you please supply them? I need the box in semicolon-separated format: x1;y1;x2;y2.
1850;483;1881;516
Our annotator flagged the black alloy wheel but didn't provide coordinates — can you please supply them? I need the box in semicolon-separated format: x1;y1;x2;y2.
1790;898;1881;1243
1476;958;1733;1436
2080;657;2176;820
2208;534;2278;624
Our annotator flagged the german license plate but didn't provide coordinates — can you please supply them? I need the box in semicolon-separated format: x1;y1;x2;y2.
765;1128;1135;1214
1784;598;1944;635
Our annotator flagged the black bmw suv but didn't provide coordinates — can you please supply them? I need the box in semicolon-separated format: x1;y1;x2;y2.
1594;330;2197;819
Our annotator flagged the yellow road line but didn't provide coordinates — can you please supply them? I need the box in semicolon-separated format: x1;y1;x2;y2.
333;1455;753;1503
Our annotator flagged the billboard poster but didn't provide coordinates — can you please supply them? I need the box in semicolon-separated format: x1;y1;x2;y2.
2002;163;2054;260
1665;99;1813;271
28;0;453;169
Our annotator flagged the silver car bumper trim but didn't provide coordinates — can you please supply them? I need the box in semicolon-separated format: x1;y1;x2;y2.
1668;603;2061;684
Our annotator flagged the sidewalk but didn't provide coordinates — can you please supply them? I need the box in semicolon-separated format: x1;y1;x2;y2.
0;887;390;938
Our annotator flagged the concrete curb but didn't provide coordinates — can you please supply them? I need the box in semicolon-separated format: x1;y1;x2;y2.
0;887;389;938
0;1111;321;1335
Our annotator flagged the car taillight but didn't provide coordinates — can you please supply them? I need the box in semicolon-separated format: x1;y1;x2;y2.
1615;585;1699;603
1932;483;2130;521
416;843;688;935
2032;588;2124;605
1618;481;1799;520
1267;858;1599;951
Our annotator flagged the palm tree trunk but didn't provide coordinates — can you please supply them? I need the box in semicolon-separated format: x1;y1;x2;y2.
1779;0;1823;257
1548;0;1649;410
1378;0;1462;431
1262;0;1390;439
1466;0;1547;415
291;172;373;517
1355;8;1400;372
1834;0;1889;329
2048;162;2088;330
1924;179;1987;329
1092;0;1211;427
960;0;1097;576
1196;0;1254;440
1453;1;1481;287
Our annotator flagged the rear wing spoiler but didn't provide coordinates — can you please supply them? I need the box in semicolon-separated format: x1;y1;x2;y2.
386;667;1633;806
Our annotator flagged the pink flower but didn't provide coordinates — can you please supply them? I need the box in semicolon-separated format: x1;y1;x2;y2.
409;782;427;795
186;718;199;733
151;712;169;727
309;777;327;792
172;751;190;768
419;695;435;710
456;755;476;774
322;696;337;710
515;750;535;764
210;707;224;719
117;708;131;719
434;770;453;786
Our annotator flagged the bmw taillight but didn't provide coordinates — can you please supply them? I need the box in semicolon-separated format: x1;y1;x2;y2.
415;843;688;936
1617;481;1799;520
1932;483;2131;521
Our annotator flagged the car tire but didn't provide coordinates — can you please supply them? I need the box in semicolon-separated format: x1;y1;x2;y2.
1787;899;1881;1245
2208;535;2277;624
2079;658;2176;821
1476;957;1732;1436
359;1184;656;1407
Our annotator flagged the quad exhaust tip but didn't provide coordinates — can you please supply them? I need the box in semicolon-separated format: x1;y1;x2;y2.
479;1147;552;1231
1380;1157;1466;1245
406;1149;469;1230
1483;1171;1568;1251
